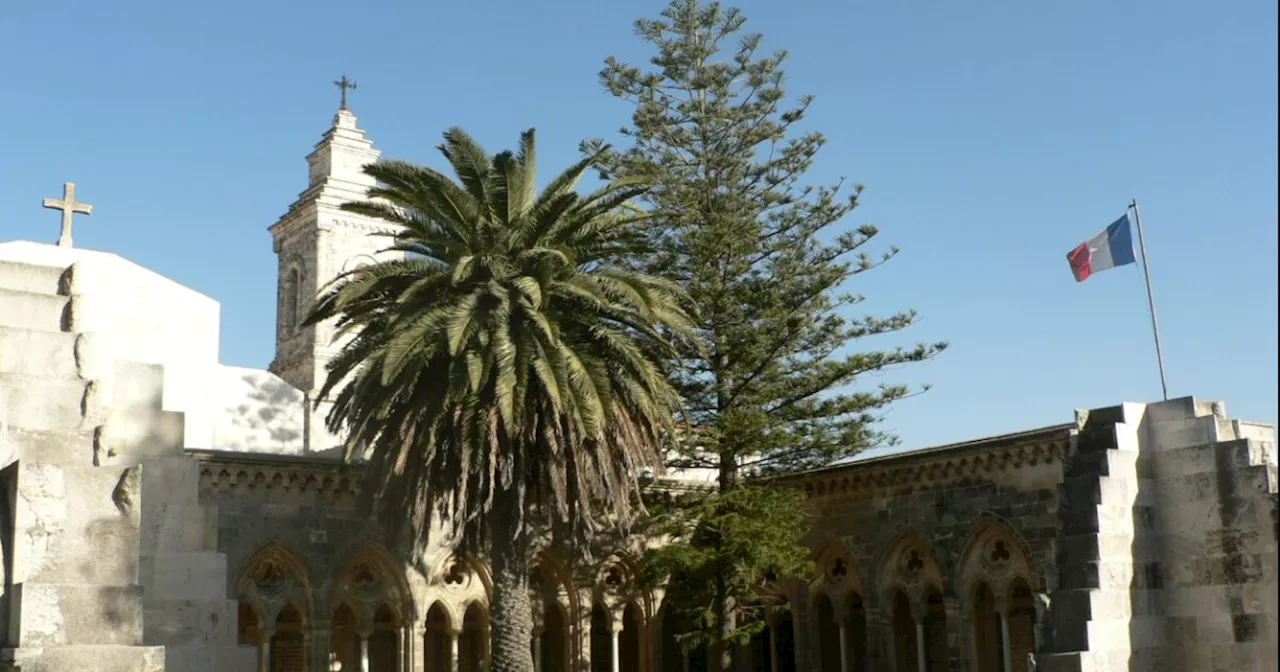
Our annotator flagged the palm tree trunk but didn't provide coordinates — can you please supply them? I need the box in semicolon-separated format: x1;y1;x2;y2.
489;480;535;672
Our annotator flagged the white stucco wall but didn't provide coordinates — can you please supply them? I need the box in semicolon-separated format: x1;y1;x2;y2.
196;365;307;454
0;240;310;455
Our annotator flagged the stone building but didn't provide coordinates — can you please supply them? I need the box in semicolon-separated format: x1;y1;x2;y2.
0;101;1276;672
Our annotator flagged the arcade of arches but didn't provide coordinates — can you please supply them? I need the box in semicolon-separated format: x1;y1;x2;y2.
230;522;1043;671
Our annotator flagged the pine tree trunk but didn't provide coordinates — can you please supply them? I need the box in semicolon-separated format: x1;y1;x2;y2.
488;482;535;672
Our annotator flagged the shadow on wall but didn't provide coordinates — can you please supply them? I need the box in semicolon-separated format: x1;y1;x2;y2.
223;372;305;453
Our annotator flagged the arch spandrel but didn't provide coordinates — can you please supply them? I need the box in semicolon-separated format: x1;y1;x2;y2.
811;539;866;605
956;520;1034;610
875;533;946;617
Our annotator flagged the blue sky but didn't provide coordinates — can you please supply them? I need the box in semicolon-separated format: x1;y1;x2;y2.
2;0;1275;453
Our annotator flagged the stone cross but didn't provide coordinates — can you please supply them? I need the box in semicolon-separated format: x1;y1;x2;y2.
334;75;357;111
42;181;93;248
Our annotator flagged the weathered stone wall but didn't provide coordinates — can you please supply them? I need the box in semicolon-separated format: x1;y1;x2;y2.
785;426;1071;672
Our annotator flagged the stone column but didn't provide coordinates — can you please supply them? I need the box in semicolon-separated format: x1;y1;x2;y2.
410;625;427;672
359;631;372;672
449;630;461;672
396;626;408;672
914;620;926;672
611;627;621;672
311;627;331;672
999;610;1014;672
769;616;780;672
533;627;544;672
838;621;849;672
259;630;274;672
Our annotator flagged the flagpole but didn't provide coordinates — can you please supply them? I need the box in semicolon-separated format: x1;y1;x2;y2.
1130;199;1169;401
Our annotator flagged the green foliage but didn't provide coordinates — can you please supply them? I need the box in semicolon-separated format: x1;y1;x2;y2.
306;127;695;553
640;484;816;650
588;0;947;656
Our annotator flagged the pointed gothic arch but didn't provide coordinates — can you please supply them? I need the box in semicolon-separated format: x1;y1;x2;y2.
876;533;948;672
957;520;1037;672
332;540;416;628
232;541;315;625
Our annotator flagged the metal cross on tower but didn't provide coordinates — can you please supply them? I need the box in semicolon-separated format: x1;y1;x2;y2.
334;75;358;111
42;181;93;248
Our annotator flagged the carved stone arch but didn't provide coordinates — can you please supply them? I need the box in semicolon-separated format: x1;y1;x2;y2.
232;541;315;625
531;550;580;616
423;599;459;633
956;519;1034;612
333;540;416;628
430;550;493;599
593;551;651;618
875;532;945;618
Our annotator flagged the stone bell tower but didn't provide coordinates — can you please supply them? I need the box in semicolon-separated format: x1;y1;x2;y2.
267;81;402;450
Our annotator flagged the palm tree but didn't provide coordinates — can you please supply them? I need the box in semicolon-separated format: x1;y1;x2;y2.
305;127;694;672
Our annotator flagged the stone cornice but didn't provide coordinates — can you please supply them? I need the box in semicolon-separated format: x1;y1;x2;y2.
774;424;1074;500
191;424;1073;503
193;449;363;504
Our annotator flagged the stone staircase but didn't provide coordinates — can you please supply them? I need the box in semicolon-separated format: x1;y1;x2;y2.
0;257;254;671
1038;398;1279;672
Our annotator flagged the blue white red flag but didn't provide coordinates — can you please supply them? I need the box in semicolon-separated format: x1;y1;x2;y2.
1067;214;1137;282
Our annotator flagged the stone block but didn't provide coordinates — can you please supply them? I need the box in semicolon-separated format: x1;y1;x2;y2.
0;375;85;432
98;407;185;462
1151;415;1230;452
143;597;239;647
0;260;66;295
0;288;67;332
140;502;208;554
1060;559;1136;590
140;552;228;601
12;462;141;585
0;644;165;672
1150;440;1269;480
111;360;166;410
0;425;96;466
1070;450;1139;479
0;328;77;379
9;583;145;646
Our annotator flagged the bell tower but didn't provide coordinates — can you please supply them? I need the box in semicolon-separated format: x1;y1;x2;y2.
268;83;402;448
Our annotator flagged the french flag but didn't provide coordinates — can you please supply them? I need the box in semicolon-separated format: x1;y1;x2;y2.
1066;214;1137;282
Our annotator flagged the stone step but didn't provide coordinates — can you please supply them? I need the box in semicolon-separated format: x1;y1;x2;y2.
1;644;164;672
0;287;68;332
98;406;186;463
0;327;78;379
8;583;144;646
1067;449;1138;479
0;374;85;432
0;260;66;296
1149;438;1275;480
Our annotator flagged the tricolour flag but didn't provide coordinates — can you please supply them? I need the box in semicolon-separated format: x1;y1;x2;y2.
1066;214;1137;282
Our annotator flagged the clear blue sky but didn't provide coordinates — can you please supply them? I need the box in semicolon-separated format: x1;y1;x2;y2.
2;0;1275;453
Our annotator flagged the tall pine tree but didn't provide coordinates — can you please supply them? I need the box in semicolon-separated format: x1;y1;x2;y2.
585;0;947;667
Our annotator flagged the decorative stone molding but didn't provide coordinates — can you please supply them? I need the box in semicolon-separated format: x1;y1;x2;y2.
778;426;1072;500
194;451;362;504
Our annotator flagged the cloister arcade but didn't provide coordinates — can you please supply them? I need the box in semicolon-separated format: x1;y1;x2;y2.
231;522;1041;672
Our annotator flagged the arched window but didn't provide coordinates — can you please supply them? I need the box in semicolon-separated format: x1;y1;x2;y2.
284;268;300;331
